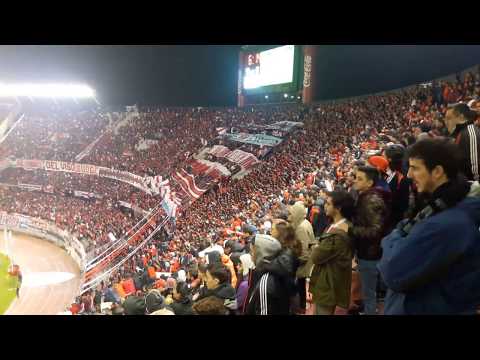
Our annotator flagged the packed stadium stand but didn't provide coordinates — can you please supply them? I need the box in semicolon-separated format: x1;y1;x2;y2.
1;65;480;315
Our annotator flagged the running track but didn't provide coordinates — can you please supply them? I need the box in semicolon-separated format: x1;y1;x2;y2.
1;232;80;315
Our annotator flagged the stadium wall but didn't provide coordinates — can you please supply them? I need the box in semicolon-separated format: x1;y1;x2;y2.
0;212;86;272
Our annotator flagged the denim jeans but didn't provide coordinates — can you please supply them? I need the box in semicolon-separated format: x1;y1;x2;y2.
358;259;379;315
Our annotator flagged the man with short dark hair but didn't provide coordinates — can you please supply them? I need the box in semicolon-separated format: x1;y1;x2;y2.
378;138;480;314
195;263;237;314
349;166;390;315
444;103;480;181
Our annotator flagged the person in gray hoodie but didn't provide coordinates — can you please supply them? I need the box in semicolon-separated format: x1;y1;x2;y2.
244;233;291;315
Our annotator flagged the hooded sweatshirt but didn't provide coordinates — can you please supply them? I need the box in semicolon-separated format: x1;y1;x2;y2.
288;201;316;278
245;235;292;315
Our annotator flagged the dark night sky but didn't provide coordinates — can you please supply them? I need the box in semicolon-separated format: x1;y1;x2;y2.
0;45;240;107
0;45;479;107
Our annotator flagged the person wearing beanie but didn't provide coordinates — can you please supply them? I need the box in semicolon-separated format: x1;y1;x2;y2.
244;233;291;315
288;201;316;314
368;156;391;194
368;156;389;174
146;289;175;315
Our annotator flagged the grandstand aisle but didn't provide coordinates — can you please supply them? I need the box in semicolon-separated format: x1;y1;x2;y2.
1;233;80;315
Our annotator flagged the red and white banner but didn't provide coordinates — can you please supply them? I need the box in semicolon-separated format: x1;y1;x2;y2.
44;160;99;175
195;159;231;179
144;175;169;194
15;159;44;170
208;145;259;170
209;145;231;158
14;159;153;194
172;170;206;200
98;167;150;193
18;183;42;192
179;169;207;195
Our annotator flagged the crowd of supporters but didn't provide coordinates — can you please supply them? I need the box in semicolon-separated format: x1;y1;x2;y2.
1;66;480;315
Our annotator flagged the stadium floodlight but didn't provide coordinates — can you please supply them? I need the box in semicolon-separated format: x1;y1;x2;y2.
0;83;95;99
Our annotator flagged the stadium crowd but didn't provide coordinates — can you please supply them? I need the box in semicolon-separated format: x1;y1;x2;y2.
2;66;480;315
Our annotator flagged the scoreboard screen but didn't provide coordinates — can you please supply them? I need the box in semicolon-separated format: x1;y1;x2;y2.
243;45;296;90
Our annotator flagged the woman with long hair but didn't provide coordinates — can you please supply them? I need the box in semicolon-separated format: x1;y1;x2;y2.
267;219;301;313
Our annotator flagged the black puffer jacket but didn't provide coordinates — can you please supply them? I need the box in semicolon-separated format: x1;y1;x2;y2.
171;297;194;315
196;282;238;314
244;251;298;315
263;248;299;296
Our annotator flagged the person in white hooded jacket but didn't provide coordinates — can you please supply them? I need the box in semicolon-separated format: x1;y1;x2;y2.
288;201;316;314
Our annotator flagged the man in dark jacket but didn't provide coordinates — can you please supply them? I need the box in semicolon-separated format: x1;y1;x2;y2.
308;197;329;238
171;282;194;315
349;166;389;315
244;234;292;315
378;139;480;314
384;145;411;228
444;103;480;181
195;263;237;314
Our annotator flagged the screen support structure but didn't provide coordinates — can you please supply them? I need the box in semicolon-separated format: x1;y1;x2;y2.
302;45;316;105
237;51;246;107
